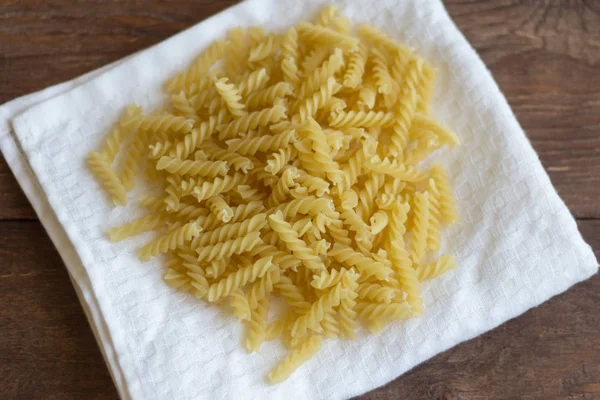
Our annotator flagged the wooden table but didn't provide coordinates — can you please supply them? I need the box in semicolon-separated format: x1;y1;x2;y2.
1;1;598;399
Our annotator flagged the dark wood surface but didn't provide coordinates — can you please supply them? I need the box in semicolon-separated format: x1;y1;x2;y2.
0;1;598;399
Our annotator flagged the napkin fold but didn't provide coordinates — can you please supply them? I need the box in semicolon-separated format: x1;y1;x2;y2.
1;0;597;399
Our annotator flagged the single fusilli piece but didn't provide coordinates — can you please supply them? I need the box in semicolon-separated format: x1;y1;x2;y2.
108;214;168;242
297;22;358;52
138;222;201;261
214;77;248;118
329;110;395;129
417;254;456;282
206;195;234;223
268;335;322;384
218;105;287;140
409;192;431;266
207;256;273;301
430;164;458;225
87;151;127;205
156;156;229;178
191;213;267;248
328;244;392;280
195;231;263;262
245;297;269;353
269;211;327;272
226;129;298;156
291;281;347;339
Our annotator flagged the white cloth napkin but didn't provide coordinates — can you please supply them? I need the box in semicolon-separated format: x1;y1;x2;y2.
1;0;597;399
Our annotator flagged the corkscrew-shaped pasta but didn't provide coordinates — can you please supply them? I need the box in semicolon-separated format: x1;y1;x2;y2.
314;4;338;27
171;92;199;120
138;222;201;261
190;173;246;202
170;113;224;160
226;129;298;156
293;77;340;123
164;175;182;212
320;310;339;338
338;147;365;192
337;269;359;339
269;212;327;272
328;244;392;280
249;243;302;271
298;48;344;99
248;35;276;62
291;282;346;338
430;164;458;225
268;168;299;207
329;110;394;129
120;127;151;191
238;68;269;97
357;283;395;303
87;152;127;205
199;141;254;173
366;155;425;182
265;147;295;174
268;335;322;384
409;192;431;266
248;267;280;309
214;77;248;118
310;268;349;289
357;24;412;54
296;120;343;184
368;212;388;237
207;256;273;302
425;179;442;252
230;288;251;321
191;213;267;248
417;254;456;282
139;194;164;212
108;214;168;242
148;140;173;160
268;196;334;219
343;41;367;88
357;301;412;322
411;113;460;149
206;195;234;223
390;58;428;151
326;219;353;247
166;39;227;93
126;113;195;136
274;274;311;313
356;172;385;222
156;156;229;178
301;47;330;77
99;105;142;163
296;171;330;196
371;48;393;94
218;105;287;140
281;27;299;64
386;199;422;314
281;58;301;88
195;231;263;262
340;206;370;241
244;82;292;110
297;22;358;52
245;297;269;353
207;258;228;279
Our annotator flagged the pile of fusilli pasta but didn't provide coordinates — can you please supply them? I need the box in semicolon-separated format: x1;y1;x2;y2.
88;5;459;383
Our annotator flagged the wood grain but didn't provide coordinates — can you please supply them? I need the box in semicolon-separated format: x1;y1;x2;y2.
0;0;598;399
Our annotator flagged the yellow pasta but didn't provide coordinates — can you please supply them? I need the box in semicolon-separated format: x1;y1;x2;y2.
268;335;322;384
87;152;127;205
91;5;461;384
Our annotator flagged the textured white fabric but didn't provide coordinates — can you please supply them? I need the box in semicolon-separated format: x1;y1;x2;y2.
0;0;597;399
